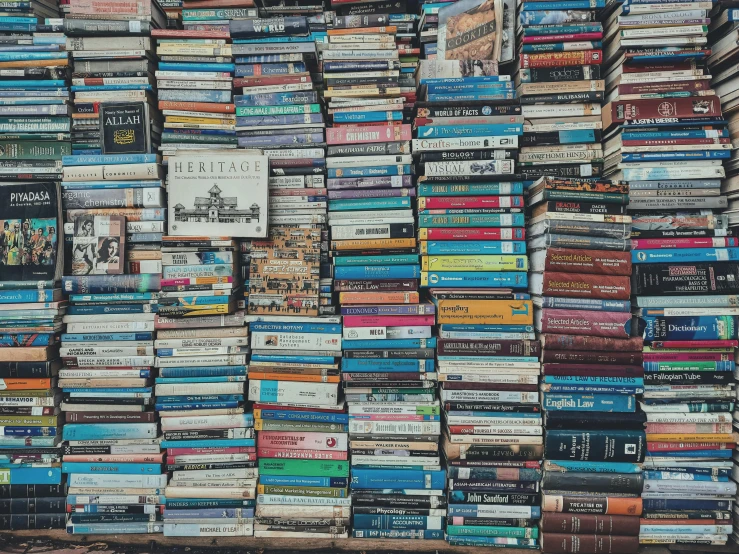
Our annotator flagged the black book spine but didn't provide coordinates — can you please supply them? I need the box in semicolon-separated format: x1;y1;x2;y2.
544;430;646;463
351;495;447;509
69;513;156;523
0;484;66;498
536;199;623;215
520;91;604;104
449;480;539;493
63;20;151;36
229;16;309;38
449;491;540;505
521;65;601;83
327;142;409;156
544;412;646;430
541;472;644;495
0;497;66;513
632;263;739;295
418;150;514;163
415;103;522;116
167;461;257;471
68;504;157;514
344;348;435;359
518;164;602;178
1;513;66;529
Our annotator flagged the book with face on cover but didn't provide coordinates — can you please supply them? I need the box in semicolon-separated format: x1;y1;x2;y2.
71;215;125;275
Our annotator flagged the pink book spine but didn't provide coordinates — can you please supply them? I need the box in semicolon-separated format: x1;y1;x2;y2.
643;352;732;361
522;32;603;43
342;314;436;327
166;446;255;455
645;423;732;434
257;431;347;451
649;340;739;349
63;454;164;463
257;447;348;460
632;237;737;249
70;0;151;15
326;124;411;145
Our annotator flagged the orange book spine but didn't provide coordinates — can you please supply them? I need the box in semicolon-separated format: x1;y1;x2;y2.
159;101;235;113
0;378;52;390
248;372;340;383
331;238;416;250
339;292;419;304
0;59;68;68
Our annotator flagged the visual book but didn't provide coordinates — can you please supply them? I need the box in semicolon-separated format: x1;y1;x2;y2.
437;0;503;62
71;215;125;276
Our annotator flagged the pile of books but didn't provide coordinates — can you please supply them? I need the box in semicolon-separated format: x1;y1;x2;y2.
415;0;542;542
64;0;164;156
248;317;347;539
60;272;163;536
0;0;68;183
528;176;646;552
154;235;253;538
0;182;64;531
154;26;237;161
515;0;604;181
711;3;739;228
601;5;737;543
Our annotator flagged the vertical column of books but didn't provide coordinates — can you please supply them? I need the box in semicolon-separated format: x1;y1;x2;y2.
417;2;541;543
321;11;436;542
529;178;645;554
602;6;736;545
709;5;739;545
0;182;65;531
515;0;605;181
0;0;68;530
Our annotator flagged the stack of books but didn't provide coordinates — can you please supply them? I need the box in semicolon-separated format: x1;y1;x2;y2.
59;271;163;536
710;3;739;228
418;2;445;59
154;27;238;161
515;0;604;181
0;0;68;183
0;182;64;531
154;234;253;538
64;0;164;156
248;318;347;539
530;176;646;552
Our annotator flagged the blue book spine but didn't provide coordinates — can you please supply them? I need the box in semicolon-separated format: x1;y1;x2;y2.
158;89;232;103
157;402;241;411
351;469;446;490
157;395;243;403
519;9;596;24
342;359;434;372
159;61;235;72
417;182;524;196
0;52;65;61
62;154;158;166
234;91;317;107
327;165;411;178
6;466;62;484
425;82;514;93
255;409;348;424
0;426;57;436
353;529;444;539
61;333;153;342
633;248;739;263
157;296;229;307
447;505;541;518
258;475;348;487
643;471;725;481
422;271;528;288
643;361;734;372
417;124;522;138
66;305;156;315
647;450;733;458
623;150;731;161
423;241;527;255
333;111;403;123
334;254;419;266
642;498;731;511
420;76;511;86
334;265;420;280
542;393;636;412
544;376;643;386
158;367;247;378
623;130;728;140
250;354;335;364
342;338;437;350
0;333;55;346
329;197;412;211
0;289;56;303
643;316;737;341
352;514;443;530
160;439;255;448
447;536;536;547
62;463;161;474
235;62;305;76
63;424;155;441
250;322;341;334
155;376;246;384
547;461;642;473
523;22;601;33
62;181;162;190
539;297;631;312
522;42;602;52
520;0;604;8
427;92;517;102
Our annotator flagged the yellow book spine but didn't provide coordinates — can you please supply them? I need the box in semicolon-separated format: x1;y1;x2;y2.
436;299;533;325
421;255;528;272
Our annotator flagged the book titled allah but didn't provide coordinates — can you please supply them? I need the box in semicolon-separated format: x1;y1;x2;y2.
167;151;269;238
100;102;151;155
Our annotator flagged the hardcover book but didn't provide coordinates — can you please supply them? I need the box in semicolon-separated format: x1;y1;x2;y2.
0;182;62;282
167;152;269;238
99;102;151;155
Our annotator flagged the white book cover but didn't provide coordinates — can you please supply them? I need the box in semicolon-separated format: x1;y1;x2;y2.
168;152;269;238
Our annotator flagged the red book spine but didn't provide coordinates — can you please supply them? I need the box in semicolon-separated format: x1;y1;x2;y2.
642;352;731;362
420;227;525;241
542;363;643;378
159;101;235;113
326;124;411;145
234;74;311;87
522;32;603;43
541;350;642;365
257;448;347;460
610;96;722;122
541;334;643;352
539;513;641;535
649;340;739;349
541;271;630;300
645;423;732;434
538;309;633;338
631;237;736;249
437;339;540;357
541;248;632;276
418;196;524;210
541;534;639;554
151;29;231;38
521;50;602;68
622;61;698;73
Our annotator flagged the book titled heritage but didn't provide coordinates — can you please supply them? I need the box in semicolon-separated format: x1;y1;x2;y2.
437;0;503;61
536;309;634;338
168;152;268;238
71;215;124;276
0;182;62;282
100;102;150;155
